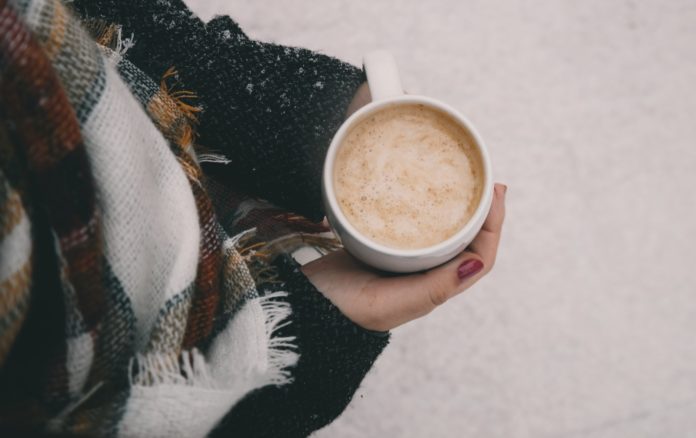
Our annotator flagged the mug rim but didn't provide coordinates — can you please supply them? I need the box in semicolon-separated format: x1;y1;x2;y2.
323;94;494;258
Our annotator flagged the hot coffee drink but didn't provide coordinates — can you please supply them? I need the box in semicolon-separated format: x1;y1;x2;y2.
333;104;484;250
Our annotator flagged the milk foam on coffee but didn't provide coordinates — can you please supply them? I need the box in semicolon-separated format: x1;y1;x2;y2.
334;104;483;250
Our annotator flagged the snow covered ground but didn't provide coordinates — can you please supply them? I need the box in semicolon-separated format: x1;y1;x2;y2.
186;1;696;436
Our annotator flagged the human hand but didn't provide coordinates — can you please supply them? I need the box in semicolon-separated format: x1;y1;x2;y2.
345;82;371;117
301;183;507;332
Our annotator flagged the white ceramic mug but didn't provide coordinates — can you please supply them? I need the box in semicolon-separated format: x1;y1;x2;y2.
322;50;494;273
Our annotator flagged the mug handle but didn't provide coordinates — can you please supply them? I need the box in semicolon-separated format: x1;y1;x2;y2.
363;50;404;101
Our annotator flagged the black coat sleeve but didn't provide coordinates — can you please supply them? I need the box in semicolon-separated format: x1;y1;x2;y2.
209;254;390;438
71;0;365;221
68;5;388;435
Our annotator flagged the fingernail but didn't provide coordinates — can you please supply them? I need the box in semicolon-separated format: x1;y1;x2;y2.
495;184;507;196
501;184;508;195
457;259;484;280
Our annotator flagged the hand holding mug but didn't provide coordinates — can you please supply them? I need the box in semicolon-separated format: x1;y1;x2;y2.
323;51;494;273
303;50;506;331
302;183;506;332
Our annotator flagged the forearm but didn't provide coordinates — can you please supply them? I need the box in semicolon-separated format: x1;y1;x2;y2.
210;254;389;437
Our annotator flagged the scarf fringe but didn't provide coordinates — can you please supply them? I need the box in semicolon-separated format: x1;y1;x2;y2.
127;292;297;390
83;20;134;58
197;152;231;165
257;291;299;385
45;381;105;433
129;349;214;388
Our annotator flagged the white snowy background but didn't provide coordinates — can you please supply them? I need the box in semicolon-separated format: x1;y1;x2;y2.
185;1;696;436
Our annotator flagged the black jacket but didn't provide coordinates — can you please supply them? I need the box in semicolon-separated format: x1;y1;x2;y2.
70;1;390;436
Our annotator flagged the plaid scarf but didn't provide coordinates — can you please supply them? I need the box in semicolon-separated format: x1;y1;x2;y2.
0;0;337;435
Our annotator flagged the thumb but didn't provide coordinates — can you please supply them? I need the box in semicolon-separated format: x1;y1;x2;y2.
421;252;486;308
384;252;486;327
364;252;486;331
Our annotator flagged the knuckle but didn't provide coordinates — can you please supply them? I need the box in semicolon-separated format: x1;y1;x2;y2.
427;280;450;307
429;291;448;307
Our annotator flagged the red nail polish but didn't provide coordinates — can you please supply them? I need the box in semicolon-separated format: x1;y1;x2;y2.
457;259;484;280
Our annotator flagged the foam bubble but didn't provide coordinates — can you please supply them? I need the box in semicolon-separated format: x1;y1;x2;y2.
334;104;484;249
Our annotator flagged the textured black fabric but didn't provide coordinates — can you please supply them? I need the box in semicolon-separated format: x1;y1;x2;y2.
71;0;366;221
210;255;390;438
69;1;389;436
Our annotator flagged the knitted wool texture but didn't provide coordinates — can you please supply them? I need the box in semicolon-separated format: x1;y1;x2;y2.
73;0;367;222
1;1;296;435
1;0;389;436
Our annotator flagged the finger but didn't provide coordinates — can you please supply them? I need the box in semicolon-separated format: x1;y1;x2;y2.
379;183;507;323
482;183;507;233
365;251;483;331
468;183;507;268
423;251;486;307
341;183;508;331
